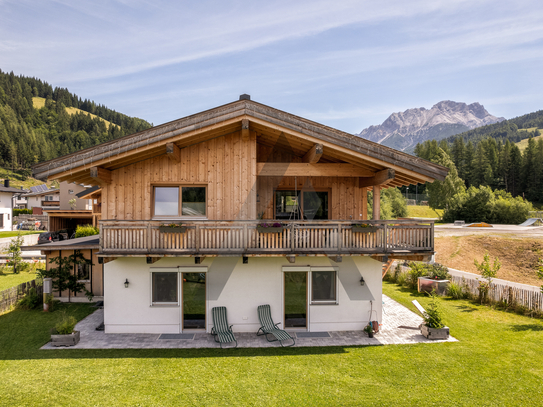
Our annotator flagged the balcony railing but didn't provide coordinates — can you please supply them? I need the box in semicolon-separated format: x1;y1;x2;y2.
99;220;434;256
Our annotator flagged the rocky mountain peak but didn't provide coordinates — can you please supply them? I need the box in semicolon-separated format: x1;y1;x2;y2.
357;101;504;152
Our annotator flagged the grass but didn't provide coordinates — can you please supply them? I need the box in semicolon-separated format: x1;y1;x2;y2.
407;205;443;219
516;130;543;152
0;270;39;292
0;231;43;239
1;283;543;406
0;167;51;190
32;97;119;130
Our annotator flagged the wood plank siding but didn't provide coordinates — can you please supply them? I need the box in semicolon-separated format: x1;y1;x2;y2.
101;130;258;220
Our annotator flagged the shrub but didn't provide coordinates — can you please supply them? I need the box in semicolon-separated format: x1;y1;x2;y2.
53;314;77;335
13;208;32;216
406;262;428;289
423;292;445;329
446;281;464;299
396;272;407;287
426;263;451;280
74;225;99;238
17;287;41;310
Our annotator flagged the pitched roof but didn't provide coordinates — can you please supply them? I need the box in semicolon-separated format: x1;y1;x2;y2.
0;185;27;194
32;98;448;186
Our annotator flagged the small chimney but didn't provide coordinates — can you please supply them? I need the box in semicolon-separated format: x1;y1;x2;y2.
4;179;9;188
239;94;251;101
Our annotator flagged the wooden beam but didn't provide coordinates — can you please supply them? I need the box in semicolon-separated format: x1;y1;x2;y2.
166;142;180;162
359;169;395;188
90;167;112;185
373;185;380;220
146;257;160;264
302;143;323;163
241;119;250;141
257;163;373;177
286;255;296;263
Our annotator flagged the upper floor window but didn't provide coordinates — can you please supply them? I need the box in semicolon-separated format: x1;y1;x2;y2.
153;186;206;218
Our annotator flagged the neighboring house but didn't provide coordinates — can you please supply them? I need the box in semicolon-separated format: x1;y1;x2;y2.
0;180;24;232
13;187;29;209
22;185;60;213
32;96;448;334
44;182;95;232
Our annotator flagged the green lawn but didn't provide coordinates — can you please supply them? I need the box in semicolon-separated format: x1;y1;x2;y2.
0;270;39;292
407;205;443;219
0;231;43;239
1;283;542;406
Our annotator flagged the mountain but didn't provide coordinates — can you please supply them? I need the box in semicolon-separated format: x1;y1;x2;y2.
0;69;152;172
357;101;505;152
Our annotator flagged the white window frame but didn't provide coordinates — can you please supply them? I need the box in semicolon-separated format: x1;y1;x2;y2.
152;185;207;220
309;266;339;305
150;268;180;306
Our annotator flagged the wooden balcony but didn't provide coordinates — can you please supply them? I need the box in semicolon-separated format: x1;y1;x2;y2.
98;220;434;261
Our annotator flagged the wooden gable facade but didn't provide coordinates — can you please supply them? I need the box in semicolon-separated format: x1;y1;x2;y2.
32;96;448;261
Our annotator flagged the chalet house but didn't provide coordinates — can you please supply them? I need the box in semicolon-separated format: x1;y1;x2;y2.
32;96;448;335
0;180;24;232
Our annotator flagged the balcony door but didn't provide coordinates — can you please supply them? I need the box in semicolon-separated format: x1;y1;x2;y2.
275;190;328;220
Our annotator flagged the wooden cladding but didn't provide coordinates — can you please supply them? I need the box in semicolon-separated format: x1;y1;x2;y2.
101;130;257;220
90;167;111;184
99;219;434;255
257;163;373;177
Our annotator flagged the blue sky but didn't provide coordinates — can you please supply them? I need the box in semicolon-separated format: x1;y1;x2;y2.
1;0;542;133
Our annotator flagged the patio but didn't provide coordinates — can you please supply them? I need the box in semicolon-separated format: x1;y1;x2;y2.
41;295;457;350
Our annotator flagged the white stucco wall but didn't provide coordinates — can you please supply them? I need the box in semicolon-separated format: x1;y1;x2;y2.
104;256;382;334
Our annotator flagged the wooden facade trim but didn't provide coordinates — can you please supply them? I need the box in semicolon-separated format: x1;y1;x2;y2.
257;163;374;177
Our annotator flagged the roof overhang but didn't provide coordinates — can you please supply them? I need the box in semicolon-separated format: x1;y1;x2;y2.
32;99;448;187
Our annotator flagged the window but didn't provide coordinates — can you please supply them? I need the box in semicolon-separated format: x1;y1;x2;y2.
152;272;178;305
311;270;337;304
77;263;91;281
153;186;206;218
275;190;329;220
68;190;74;194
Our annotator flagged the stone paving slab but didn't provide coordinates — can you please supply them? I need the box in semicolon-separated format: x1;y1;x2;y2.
41;295;457;350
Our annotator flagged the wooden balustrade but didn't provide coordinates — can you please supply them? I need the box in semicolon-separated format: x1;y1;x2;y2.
99;220;434;256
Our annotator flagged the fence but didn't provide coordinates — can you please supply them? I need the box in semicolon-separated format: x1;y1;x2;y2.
394;264;543;313
450;276;543;312
0;278;43;314
13;214;48;230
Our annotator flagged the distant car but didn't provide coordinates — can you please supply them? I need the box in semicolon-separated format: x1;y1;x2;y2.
38;232;60;244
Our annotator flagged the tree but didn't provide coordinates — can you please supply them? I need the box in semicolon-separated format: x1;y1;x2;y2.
474;252;501;304
38;251;93;301
425;148;465;210
5;234;23;274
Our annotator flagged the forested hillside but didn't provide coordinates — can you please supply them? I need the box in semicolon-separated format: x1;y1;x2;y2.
0;70;152;173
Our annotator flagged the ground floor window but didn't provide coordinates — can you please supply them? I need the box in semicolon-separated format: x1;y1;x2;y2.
311;270;337;304
152;272;178;305
77;263;91;281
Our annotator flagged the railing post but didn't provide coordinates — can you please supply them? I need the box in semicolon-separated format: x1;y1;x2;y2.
195;224;200;252
383;223;387;252
243;224;248;251
337;223;342;253
290;222;295;253
147;223;152;251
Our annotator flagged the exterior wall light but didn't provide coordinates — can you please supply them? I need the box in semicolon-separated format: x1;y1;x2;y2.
360;277;365;286
124;279;129;288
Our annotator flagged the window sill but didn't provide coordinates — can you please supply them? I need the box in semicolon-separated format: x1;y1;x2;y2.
310;301;339;306
150;304;179;307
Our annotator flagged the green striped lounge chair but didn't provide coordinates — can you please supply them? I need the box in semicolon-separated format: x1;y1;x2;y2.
257;304;295;347
211;306;237;348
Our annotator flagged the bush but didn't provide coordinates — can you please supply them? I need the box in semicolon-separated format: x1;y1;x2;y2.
17;287;41;310
406;262;428;289
53;314;77;335
396;272;407;287
74;225;99;238
426;263;451;280
13;208;33;216
446;281;464;299
443;186;533;224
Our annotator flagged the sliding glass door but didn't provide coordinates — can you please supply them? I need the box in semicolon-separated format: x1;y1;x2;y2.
284;272;307;328
182;272;206;330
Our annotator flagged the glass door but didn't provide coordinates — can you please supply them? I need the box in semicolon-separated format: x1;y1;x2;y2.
303;191;328;220
284;272;307;328
182;272;206;330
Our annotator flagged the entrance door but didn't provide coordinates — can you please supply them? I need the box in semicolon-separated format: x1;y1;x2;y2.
284;272;307;328
182;272;206;330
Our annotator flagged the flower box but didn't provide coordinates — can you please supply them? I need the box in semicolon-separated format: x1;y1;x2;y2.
51;330;80;347
352;226;378;233
421;324;449;340
158;226;187;233
256;226;285;233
